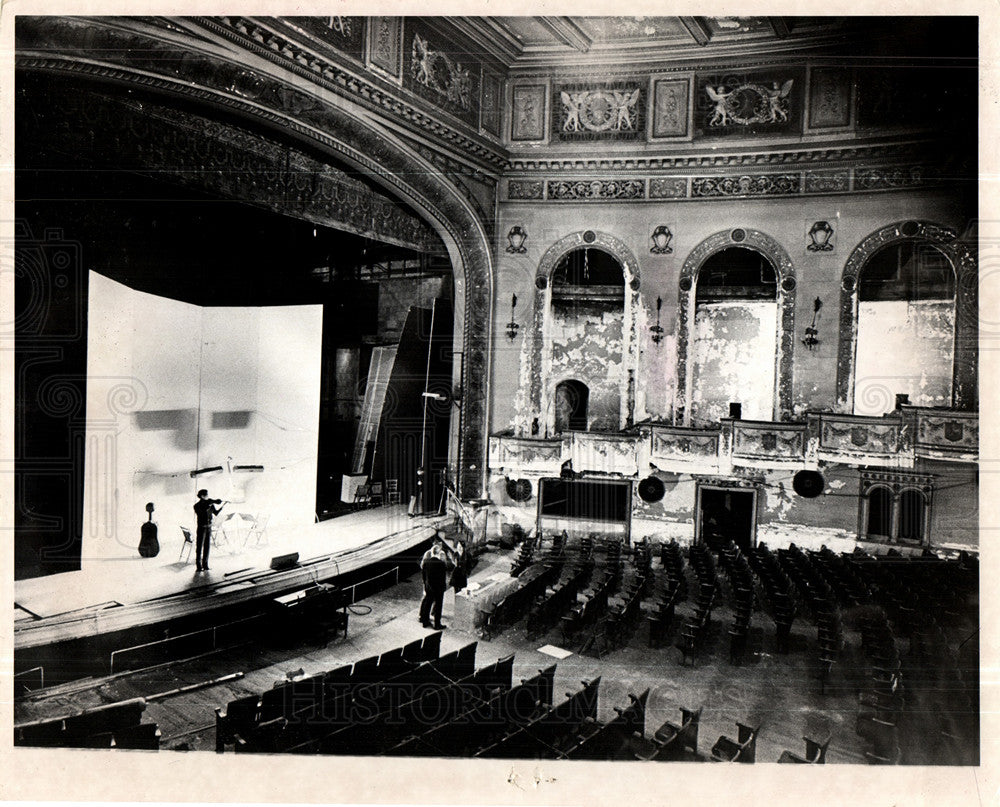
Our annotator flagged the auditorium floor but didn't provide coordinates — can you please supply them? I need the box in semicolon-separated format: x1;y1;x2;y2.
15;543;979;764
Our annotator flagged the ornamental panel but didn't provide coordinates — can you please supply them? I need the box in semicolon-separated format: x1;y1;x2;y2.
546;179;645;201
553;82;645;142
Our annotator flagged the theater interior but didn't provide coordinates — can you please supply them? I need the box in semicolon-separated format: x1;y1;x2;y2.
10;13;983;774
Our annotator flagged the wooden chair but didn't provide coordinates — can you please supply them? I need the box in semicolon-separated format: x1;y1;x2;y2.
385;478;400;504
353;484;371;509
179;527;194;563
368;482;384;506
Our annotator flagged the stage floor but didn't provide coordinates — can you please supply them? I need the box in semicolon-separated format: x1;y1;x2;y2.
15;505;448;647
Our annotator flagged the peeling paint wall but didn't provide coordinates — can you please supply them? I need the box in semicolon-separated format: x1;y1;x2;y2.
490;188;972;434
691;301;777;424
923;459;978;550
854;299;955;415
549;298;623;431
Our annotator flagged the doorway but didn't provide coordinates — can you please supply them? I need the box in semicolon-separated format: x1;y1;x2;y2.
554;379;590;432
697;486;757;552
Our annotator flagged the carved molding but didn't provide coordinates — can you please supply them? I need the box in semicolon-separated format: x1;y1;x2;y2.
677;229;796;425
198;17;507;171
503;161;959;202
506;140;941;172
835;220;977;413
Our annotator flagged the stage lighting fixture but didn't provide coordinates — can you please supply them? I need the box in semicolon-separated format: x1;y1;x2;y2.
189;466;224;478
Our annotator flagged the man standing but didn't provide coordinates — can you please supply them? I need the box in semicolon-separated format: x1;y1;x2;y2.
193;489;225;572
419;533;455;629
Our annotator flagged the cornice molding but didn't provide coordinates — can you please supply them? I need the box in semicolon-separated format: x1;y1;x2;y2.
505;139;941;173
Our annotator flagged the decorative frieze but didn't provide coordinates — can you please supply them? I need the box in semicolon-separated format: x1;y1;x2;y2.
855;164;934;191
546;179;645;201
804;170;850;194
818;414;902;458
691;173;799;198
511;85;547;142
507;180;545;200
909;407;978;459
568;432;640;476
732;421;807;461
489;436;563;471
505;163;944;202
649;178;688;199
649;426;720;464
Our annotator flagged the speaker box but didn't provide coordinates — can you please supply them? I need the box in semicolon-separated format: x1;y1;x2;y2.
506;478;533;502
637;476;666;503
269;552;300;571
792;470;825;498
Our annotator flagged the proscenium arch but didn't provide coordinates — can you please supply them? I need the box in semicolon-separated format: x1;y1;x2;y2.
524;231;641;435
836;220;977;413
15;17;496;498
676;228;797;425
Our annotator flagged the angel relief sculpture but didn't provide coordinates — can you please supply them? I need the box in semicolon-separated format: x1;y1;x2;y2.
706;85;733;126
560;91;585;132
559;88;641;133
705;79;794;128
767;80;794;122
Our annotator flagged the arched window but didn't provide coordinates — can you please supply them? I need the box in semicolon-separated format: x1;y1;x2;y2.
866;486;893;540
837;221;976;415
897;489;927;543
549;247;624;432
691;246;779;423
859;470;934;545
854;241;956;414
554;379;589;432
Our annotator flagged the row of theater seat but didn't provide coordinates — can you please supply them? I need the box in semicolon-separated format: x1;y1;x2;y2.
14;697;160;749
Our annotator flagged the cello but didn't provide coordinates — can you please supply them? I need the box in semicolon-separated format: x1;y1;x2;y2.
139;501;160;558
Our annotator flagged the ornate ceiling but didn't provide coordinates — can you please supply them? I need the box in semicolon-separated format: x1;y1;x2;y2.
453;16;854;70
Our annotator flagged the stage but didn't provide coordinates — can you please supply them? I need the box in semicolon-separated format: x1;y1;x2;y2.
14;505;450;651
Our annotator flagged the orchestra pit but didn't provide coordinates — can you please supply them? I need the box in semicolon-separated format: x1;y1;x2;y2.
11;14;980;768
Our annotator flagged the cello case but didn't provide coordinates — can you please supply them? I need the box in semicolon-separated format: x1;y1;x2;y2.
139;502;160;558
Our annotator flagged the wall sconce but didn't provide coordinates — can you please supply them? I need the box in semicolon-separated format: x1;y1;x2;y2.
807;220;834;252
802;297;822;350
505;293;520;341
650;225;673;254
506;226;527;254
650;296;664;344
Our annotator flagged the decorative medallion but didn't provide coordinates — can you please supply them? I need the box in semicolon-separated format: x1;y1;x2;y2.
554;83;644;141
696;69;803;136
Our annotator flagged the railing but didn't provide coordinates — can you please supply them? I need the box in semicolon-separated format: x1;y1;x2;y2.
489;407;976;479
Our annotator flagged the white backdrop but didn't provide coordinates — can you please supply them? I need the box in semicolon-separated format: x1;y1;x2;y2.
83;272;323;564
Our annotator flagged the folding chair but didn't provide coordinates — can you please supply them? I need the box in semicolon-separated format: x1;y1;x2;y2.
246;514;270;548
369;482;384;507
179;527;194;563
353;484;370;509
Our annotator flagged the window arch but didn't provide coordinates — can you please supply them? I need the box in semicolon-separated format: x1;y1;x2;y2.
517;231;641;436
837;221;977;414
677;229;796;425
859;470;934;545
